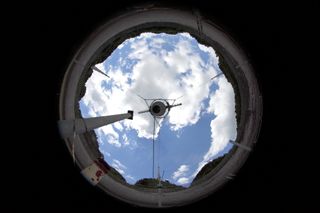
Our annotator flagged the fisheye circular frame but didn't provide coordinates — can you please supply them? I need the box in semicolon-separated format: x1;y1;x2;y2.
59;7;263;208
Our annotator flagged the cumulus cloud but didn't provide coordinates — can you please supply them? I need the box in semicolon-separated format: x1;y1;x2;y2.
172;164;189;180
191;76;237;177
96;125;121;148
126;175;135;181
172;164;192;185
123;134;129;146
206;77;237;158
81;32;221;141
111;159;127;175
104;152;111;157
80;32;237;184
177;177;189;185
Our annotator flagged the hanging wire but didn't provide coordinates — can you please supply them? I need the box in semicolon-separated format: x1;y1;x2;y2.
136;93;150;107
152;115;156;178
132;94;183;180
157;118;160;176
171;95;184;106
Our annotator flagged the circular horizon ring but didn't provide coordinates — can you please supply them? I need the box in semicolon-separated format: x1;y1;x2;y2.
59;6;263;208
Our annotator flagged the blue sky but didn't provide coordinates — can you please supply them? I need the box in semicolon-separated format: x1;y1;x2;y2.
79;33;237;186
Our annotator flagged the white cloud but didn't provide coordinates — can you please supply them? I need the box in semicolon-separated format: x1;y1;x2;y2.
172;165;189;180
113;122;123;131
177;177;189;185
206;77;237;157
81;71;108;117
122;134;129;146
111;159;127;175
149;37;165;49
122;134;138;150
180;32;193;39
113;159;126;169
126;175;135;181
192;76;237;177
108;69;130;89
124;33;219;137
81;32;219;140
139;32;155;38
96;125;121;148
118;43;124;49
80;33;236;169
104;152;111;157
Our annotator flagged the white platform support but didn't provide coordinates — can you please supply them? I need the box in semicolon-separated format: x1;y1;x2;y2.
58;111;133;139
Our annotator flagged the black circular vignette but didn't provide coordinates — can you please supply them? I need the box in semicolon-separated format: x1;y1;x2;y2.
15;0;319;211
